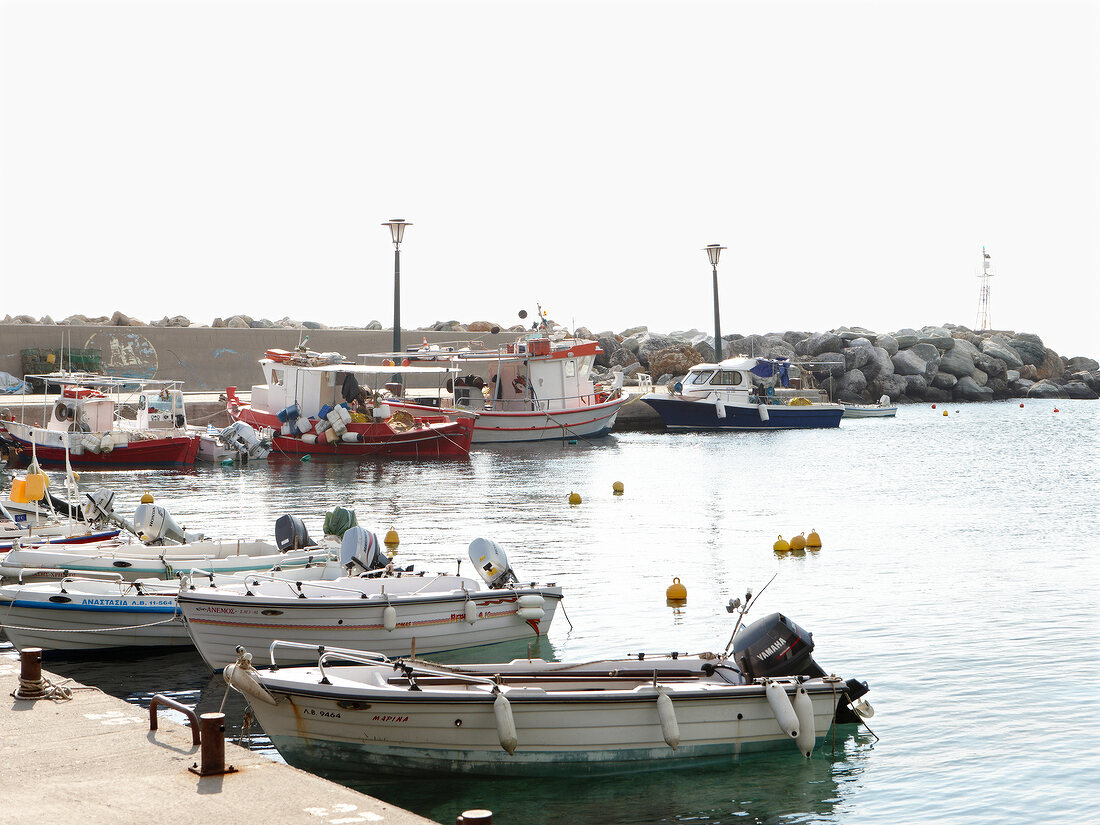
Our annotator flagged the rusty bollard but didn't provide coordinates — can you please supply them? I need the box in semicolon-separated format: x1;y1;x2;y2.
14;647;47;699
456;810;492;825
188;712;238;777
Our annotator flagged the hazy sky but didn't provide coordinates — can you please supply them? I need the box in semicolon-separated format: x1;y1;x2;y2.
2;0;1097;358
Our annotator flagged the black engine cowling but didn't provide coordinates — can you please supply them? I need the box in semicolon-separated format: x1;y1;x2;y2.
275;514;313;551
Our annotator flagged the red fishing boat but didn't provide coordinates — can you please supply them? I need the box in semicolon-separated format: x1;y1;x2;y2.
226;349;473;458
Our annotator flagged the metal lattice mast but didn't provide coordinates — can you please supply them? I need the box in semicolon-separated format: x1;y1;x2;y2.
976;246;994;330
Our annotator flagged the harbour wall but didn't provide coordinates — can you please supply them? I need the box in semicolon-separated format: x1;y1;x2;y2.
0;325;523;392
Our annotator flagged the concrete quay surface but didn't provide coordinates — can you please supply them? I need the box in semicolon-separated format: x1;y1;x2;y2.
0;655;439;825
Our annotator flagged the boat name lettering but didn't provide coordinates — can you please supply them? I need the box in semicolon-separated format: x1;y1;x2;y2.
202;606;239;614
371;715;409;723
756;637;791;660
79;598;173;607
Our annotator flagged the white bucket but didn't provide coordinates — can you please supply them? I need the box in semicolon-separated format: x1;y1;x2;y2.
297;418;313;434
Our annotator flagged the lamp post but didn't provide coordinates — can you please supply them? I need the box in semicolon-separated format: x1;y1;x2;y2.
704;244;726;362
382;219;412;357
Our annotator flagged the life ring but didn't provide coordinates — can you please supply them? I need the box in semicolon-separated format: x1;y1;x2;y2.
512;375;527;393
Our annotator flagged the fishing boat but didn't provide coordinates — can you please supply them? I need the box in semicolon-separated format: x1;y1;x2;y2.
180;532;563;671
375;322;627;444
224;599;872;776
641;358;844;431
0;373;200;467
1;467;121;551
226;349;473;458
842;395;898;419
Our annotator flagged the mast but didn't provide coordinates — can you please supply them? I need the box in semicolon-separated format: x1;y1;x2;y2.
975;246;994;330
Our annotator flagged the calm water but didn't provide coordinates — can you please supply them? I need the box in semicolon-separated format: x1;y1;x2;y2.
4;399;1097;823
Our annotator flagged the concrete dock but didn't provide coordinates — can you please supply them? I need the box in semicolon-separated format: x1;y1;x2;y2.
0;653;439;825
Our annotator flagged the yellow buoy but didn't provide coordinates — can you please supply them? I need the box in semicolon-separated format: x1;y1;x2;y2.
384;527;400;549
773;535;790;553
790;532;807;551
806;529;822;548
942;410;948;417
568;491;582;505
141;491;155;504
666;577;687;601
612;481;624;495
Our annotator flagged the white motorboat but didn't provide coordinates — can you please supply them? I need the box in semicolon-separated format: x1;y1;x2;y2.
180;532;563;671
842;395;898;419
641;358;845;431
225;604;872;776
0;565;339;653
1;476;120;551
193;421;273;462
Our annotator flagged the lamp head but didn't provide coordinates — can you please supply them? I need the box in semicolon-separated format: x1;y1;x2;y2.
704;243;726;267
382;218;412;246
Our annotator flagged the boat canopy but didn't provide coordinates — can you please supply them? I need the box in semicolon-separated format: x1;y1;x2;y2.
288;363;460;375
22;372;185;389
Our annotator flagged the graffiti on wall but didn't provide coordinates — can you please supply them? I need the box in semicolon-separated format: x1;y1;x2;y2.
83;332;159;379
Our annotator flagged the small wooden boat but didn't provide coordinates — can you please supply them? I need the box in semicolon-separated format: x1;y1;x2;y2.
225;610;872;776
180;535;562;671
842;395;898;419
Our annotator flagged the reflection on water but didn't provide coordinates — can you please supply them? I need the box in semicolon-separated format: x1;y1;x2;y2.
3;401;1098;824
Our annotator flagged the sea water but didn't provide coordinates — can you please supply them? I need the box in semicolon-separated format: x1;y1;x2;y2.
3;399;1097;824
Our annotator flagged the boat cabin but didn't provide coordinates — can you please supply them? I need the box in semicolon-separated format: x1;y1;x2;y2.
677;358;796;402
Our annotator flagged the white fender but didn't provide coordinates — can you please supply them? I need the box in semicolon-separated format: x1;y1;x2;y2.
657;688;680;750
517;594;545;609
758;404;770;422
714;396;726;419
99;433;114;453
301;434;318;445
765;680;799;739
494;691;518;755
341;432;361;443
383;604;397;631
223;663;277;706
793;684;816;757
297;419;313;434
516;606;544;622
464;600;477;624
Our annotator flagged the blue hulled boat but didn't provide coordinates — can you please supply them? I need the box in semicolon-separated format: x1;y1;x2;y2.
641;357;844;431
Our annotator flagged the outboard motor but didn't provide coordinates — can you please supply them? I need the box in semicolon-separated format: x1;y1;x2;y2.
274;514;313;551
82;489;138;536
133;502;202;545
468;537;518;589
340;526;387;573
732;612;871;724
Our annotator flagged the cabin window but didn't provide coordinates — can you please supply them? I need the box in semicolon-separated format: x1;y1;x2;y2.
271;369;285;387
712;370;743;386
691;371;714;384
565;359;576;378
578;356;592;379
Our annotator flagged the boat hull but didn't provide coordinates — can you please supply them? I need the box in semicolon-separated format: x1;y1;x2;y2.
841;405;898;419
3;426;199;467
230;405;473;457
390;397;626;444
180;586;562;671
0;529;121;553
642;396;843;431
242;670;843;776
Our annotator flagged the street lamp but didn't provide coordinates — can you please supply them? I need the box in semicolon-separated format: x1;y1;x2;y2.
704;244;726;362
381;218;412;357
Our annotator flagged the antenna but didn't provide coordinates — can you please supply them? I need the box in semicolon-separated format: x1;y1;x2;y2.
976;246;994;330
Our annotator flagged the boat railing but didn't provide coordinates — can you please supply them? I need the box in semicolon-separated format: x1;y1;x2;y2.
265;639;392;670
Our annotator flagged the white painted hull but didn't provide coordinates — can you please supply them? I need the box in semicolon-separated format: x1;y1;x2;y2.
841;405;898;419
0;585;187;651
0;540;335;582
470;399;625;444
231;658;845;776
181;579;562;670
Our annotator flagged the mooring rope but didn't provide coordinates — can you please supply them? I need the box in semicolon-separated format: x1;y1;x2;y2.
1;616;182;633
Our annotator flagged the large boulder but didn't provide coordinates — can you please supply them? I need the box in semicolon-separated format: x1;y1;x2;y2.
843;346;874;372
1064;381;1100;399
302;320;328;330
835;369;868;401
908;343;941;380
109;310;145;326
635;334;682;368
610;348;638;369
1065;356;1099;372
227;315;251;328
938;347;976;377
975;354;1007;380
980;337;1024;369
366;320;382;331
467;321;499;333
953;376;994;401
1071;371;1100;392
783;331;811;347
951;329;983;347
249;318;274;328
891;349;927;376
892;328;920;348
903;374;929;398
647;345;704;379
595;335;618;368
693;339;716;363
619;325;648;337
931;371;958;390
873;373;910;400
859;347;894;381
918;326;955;350
875;334;899;356
922;386;953;403
848;337;874;349
1025;379;1065;398
1036;349;1065;381
1008;334;1046;367
809;352;846;379
794;332;844;357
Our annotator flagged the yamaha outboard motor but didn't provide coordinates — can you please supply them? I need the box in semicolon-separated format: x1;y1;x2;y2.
732;612;870;724
133;502;202;545
275;514;313;551
82;489;138;536
468;537;518;589
340;526;387;573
